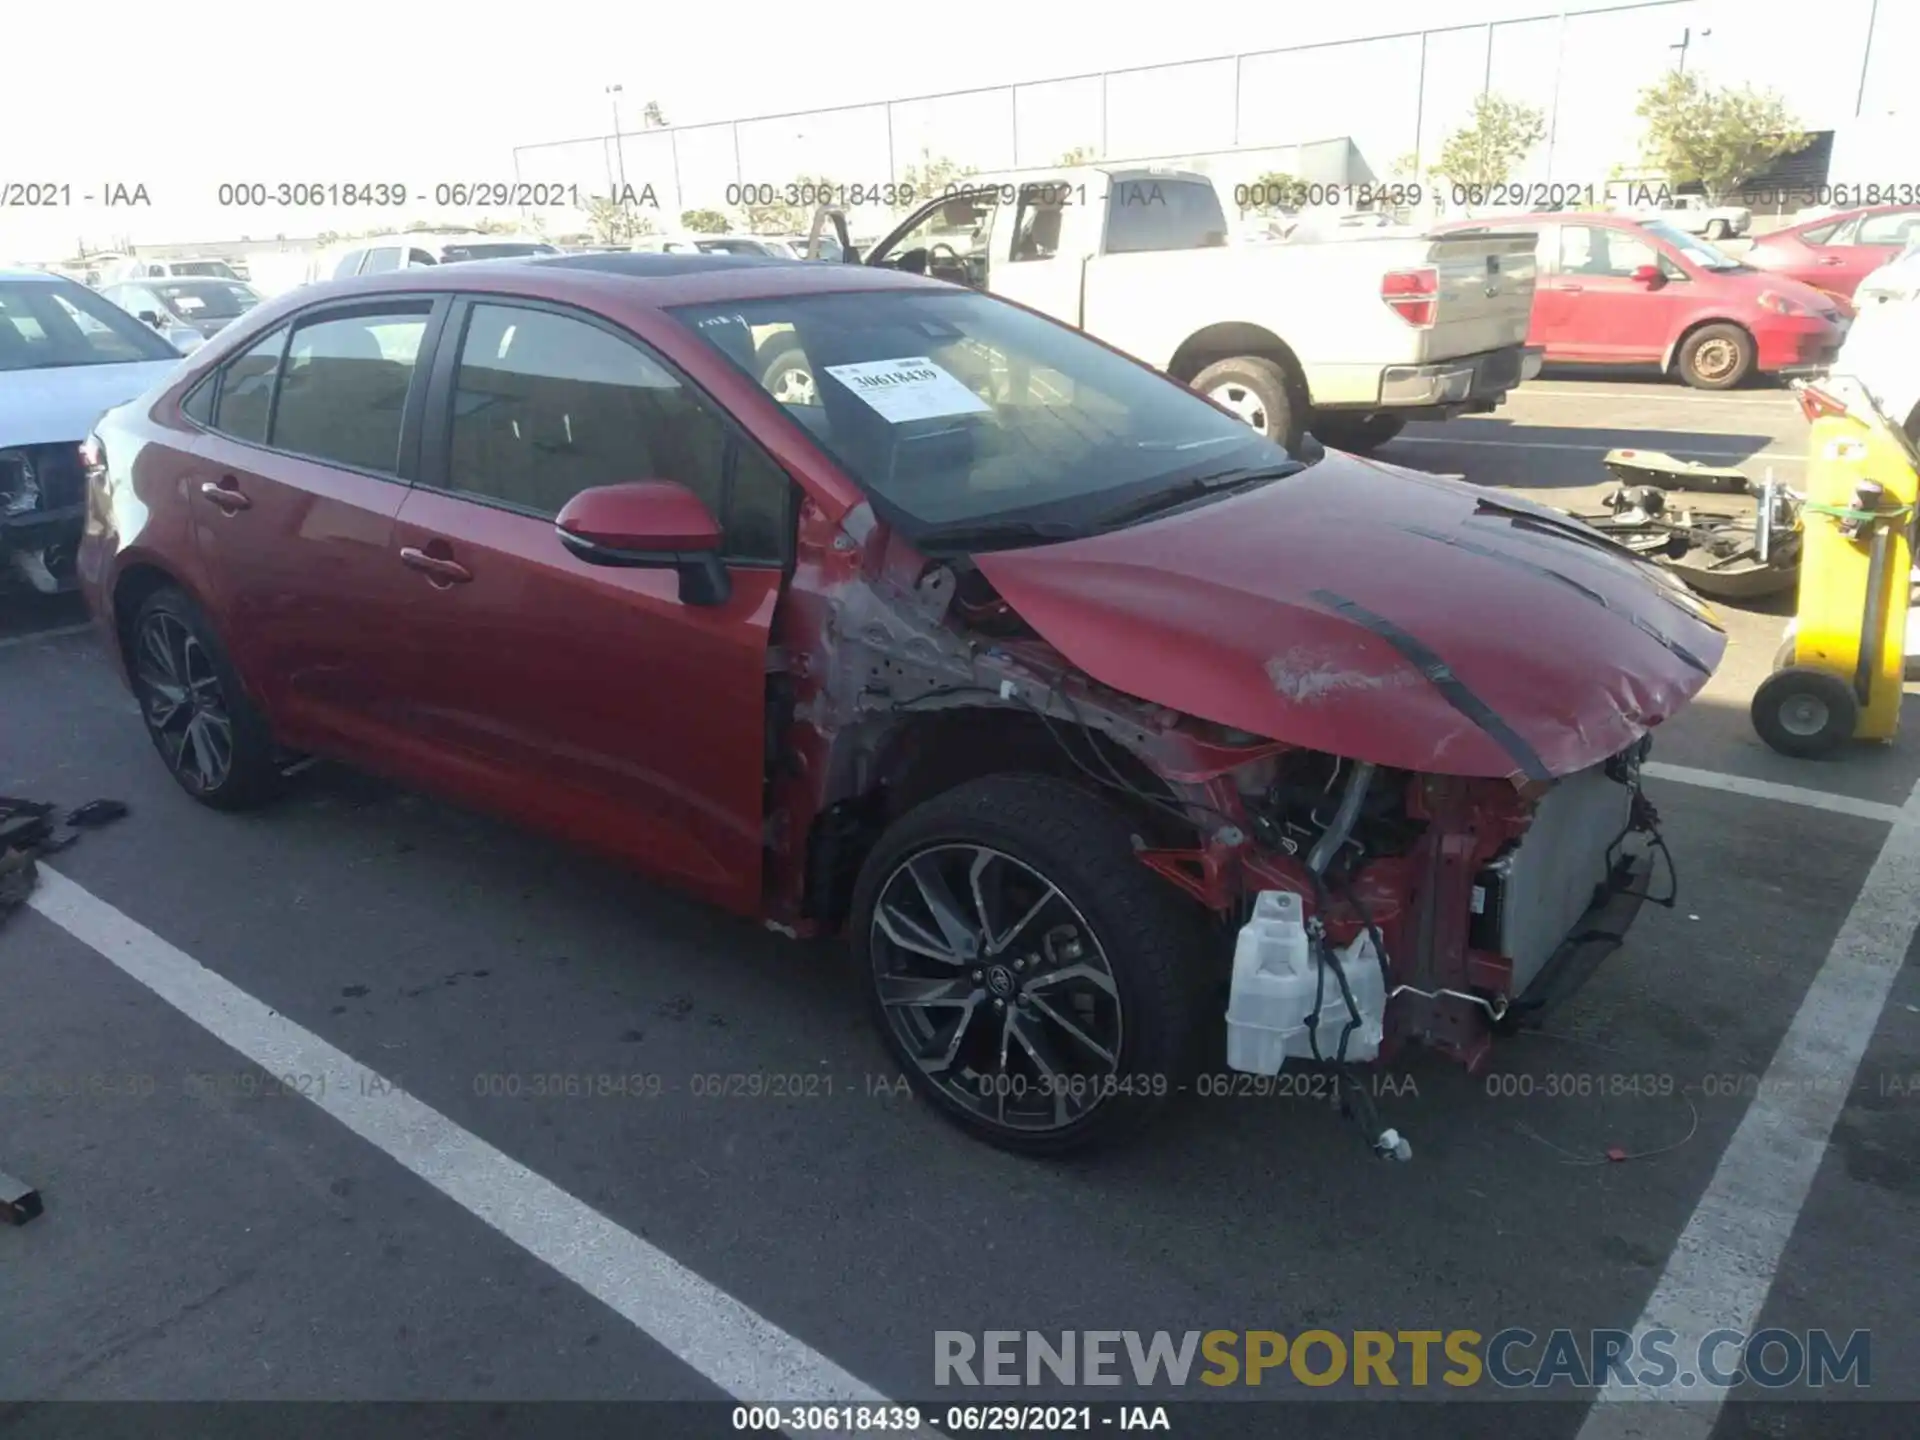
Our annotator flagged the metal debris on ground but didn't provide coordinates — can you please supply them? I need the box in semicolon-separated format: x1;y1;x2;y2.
0;1169;44;1225
0;794;130;924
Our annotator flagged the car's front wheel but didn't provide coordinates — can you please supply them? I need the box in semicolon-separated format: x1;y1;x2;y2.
1676;322;1755;390
130;587;282;810
850;774;1202;1155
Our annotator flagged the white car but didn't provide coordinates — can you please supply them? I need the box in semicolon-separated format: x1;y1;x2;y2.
1825;291;1920;441
101;256;245;285
0;269;187;592
1853;235;1920;309
303;232;559;284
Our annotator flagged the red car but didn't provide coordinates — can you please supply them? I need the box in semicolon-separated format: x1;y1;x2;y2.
1437;213;1847;389
1745;204;1920;299
76;254;1724;1155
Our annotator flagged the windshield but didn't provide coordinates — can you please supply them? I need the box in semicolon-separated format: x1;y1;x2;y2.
0;279;180;371
669;288;1297;546
172;260;238;278
697;238;780;256
156;280;259;320
439;242;559;261
1643;220;1744;271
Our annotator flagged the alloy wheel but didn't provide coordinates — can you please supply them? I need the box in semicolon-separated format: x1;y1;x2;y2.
869;843;1124;1135
1208;381;1268;432
134;611;234;794
768;362;817;406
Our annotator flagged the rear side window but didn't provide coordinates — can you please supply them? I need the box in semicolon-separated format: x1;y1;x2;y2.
270;307;429;475
181;375;215;425
1858;211;1920;246
1103;178;1229;254
211;326;288;443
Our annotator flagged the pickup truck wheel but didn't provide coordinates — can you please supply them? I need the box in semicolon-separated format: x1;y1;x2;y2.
850;774;1202;1156
1677;323;1754;390
761;348;818;407
1192;356;1305;452
1312;414;1406;454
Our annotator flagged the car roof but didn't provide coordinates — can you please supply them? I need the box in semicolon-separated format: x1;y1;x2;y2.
285;250;949;308
0;268;62;283
1785;203;1915;231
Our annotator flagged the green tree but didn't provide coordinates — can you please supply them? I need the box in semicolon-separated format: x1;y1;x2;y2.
896;149;976;206
1436;93;1547;190
1055;146;1097;165
741;174;838;234
1240;171;1303;215
681;208;729;233
642;100;669;129
583;194;649;244
1635;71;1810;202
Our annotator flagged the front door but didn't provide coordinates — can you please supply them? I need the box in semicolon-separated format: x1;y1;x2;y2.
1540;224;1685;362
186;298;442;757
385;298;792;913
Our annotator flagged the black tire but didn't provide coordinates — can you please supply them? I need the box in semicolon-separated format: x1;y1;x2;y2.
1190;355;1306;452
1751;667;1858;758
129;587;282;810
1312;414;1407;454
849;773;1204;1156
761;347;817;407
1676;322;1755;390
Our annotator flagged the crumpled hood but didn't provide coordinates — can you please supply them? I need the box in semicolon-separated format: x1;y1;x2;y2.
975;454;1728;780
0;359;180;449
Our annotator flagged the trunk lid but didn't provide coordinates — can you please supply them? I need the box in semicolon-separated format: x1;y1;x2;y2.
973;453;1726;781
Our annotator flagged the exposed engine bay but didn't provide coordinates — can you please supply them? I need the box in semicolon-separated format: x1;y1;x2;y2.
764;499;1677;1158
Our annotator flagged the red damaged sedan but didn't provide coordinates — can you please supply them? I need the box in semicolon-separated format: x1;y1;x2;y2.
77;254;1724;1155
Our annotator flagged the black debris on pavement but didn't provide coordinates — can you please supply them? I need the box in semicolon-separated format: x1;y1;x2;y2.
0;794;130;929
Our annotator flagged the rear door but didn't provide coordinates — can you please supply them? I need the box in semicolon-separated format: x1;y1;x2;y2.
1820;209;1920;295
184;296;446;756
384;297;792;913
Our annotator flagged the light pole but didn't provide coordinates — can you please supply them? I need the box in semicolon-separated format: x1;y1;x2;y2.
1855;0;1879;117
605;84;628;194
1670;26;1709;75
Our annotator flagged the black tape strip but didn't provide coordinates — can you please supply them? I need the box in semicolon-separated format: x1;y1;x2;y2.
1403;526;1713;677
1308;588;1553;782
1465;510;1727;635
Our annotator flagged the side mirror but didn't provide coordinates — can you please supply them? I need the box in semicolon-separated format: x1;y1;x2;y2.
554;480;731;607
1631;263;1665;288
137;309;163;327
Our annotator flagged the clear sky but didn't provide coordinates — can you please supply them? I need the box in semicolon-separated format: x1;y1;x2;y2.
1;0;1900;260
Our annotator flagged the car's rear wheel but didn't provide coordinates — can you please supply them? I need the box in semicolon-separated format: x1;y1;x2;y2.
1312;414;1407;454
1191;355;1306;452
130;587;281;810
1676;323;1755;390
850;774;1202;1155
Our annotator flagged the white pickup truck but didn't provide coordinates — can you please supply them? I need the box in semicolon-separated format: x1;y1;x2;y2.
793;166;1540;452
1633;194;1752;241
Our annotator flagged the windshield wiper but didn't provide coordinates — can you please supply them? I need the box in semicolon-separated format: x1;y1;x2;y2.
912;517;1084;553
1091;462;1306;531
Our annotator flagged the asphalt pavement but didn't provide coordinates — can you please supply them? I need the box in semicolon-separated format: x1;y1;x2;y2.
3;377;1917;1440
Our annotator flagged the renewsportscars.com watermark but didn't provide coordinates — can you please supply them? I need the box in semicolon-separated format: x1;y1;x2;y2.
934;1329;1871;1391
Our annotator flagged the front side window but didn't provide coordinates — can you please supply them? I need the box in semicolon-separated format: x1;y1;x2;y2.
1009;185;1071;263
212;326;289;443
270;308;428;474
670;288;1300;549
1558;226;1661;277
0;279;179;371
446;303;758;540
360;247;404;274
1103;178;1229;254
331;250;367;280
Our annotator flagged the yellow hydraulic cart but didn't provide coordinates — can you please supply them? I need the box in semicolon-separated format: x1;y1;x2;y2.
1752;387;1920;757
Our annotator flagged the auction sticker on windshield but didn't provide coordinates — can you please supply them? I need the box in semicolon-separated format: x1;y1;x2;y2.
823;356;991;423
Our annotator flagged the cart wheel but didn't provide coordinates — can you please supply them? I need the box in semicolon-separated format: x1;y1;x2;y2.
1751;668;1858;758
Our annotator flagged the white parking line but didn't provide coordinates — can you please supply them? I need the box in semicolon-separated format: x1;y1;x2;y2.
1577;773;1920;1438
1520;388;1800;407
1644;762;1906;825
23;865;942;1439
1389;436;1806;462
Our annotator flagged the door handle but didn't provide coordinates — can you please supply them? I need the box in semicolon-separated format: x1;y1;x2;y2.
1817;256;1843;266
199;478;251;512
399;546;472;585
